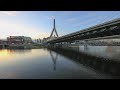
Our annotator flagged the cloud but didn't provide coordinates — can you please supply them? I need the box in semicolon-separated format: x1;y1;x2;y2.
0;11;18;16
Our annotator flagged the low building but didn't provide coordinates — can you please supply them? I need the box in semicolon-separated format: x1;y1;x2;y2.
7;36;32;45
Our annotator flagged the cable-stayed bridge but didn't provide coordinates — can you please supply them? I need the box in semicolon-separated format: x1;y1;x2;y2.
45;18;120;46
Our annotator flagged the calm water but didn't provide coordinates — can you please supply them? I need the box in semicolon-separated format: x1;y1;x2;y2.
0;47;119;79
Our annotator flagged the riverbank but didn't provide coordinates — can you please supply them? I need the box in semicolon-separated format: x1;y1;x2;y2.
31;45;47;49
0;44;47;49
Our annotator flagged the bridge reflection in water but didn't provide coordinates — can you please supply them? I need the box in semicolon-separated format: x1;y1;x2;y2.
0;47;120;78
48;46;120;78
49;50;58;71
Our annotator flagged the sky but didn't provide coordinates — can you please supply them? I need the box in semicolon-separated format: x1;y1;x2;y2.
0;11;120;39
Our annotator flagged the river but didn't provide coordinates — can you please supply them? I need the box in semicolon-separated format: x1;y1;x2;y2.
0;46;119;79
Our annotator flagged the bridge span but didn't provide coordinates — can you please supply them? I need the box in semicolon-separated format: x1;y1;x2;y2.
46;18;120;45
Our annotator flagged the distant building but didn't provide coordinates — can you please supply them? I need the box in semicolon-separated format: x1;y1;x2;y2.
42;37;50;43
7;36;32;45
32;38;42;44
39;38;42;43
0;39;3;44
37;38;42;43
0;38;8;44
42;38;47;43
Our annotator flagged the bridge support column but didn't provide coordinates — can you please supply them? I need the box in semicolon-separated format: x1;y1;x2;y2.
84;40;88;50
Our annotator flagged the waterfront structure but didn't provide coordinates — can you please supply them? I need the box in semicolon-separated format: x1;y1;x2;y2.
7;36;32;45
6;36;32;49
0;39;8;49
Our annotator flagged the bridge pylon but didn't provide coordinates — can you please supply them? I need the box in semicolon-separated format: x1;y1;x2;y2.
49;19;59;40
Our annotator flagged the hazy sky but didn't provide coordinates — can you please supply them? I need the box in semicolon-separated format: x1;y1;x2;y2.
0;11;120;39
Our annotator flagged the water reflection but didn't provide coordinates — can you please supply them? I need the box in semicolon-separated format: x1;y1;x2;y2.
0;48;119;79
8;49;32;54
49;47;120;78
0;49;31;55
79;46;120;61
0;49;11;60
49;50;58;71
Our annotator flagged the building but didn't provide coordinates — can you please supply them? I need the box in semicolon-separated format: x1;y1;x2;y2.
42;38;47;42
36;38;42;43
0;39;3;44
42;37;50;43
7;36;32;45
32;38;42;44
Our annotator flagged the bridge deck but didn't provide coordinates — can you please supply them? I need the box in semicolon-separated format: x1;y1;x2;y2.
46;18;120;44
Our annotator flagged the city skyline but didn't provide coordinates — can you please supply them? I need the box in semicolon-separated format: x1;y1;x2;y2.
0;11;120;39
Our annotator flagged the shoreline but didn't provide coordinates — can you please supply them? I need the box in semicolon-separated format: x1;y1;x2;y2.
0;44;47;49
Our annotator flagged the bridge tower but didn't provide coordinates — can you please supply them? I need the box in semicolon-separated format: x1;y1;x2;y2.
49;19;59;40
